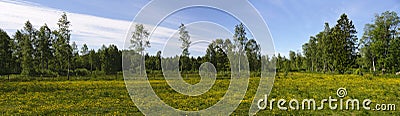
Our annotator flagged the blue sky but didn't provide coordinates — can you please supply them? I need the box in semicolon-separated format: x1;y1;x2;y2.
1;0;399;57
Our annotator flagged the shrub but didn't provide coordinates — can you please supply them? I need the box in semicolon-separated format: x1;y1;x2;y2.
354;68;363;76
57;69;70;76
33;69;58;77
250;72;261;77
92;70;105;76
345;70;353;74
75;68;90;76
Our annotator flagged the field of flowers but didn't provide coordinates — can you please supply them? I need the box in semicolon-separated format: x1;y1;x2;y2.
1;73;399;115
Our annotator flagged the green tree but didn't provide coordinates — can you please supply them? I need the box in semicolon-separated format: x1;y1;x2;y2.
360;11;400;74
80;44;89;55
245;39;261;71
388;37;400;73
302;36;317;72
330;14;358;74
77;44;90;71
295;51;303;71
319;23;334;73
21;21;35;76
233;23;248;72
0;29;13;76
11;30;24;74
276;53;283;72
54;13;72;79
155;51;162;70
289;50;296;71
36;24;53;71
178;23;191;57
205;43;217;67
130;24;150;54
208;39;230;71
88;49;97;72
178;23;191;71
100;44;121;75
130;24;150;75
71;41;79;71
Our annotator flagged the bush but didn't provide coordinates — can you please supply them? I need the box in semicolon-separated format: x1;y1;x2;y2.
250;72;261;77
75;68;90;76
345;70;353;74
57;69;69;76
35;69;58;77
354;69;363;76
117;71;123;76
92;70;105;76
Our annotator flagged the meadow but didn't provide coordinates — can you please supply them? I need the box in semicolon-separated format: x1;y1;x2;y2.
1;73;399;115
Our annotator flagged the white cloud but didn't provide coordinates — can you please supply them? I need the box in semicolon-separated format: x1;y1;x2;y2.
0;0;179;51
0;0;239;57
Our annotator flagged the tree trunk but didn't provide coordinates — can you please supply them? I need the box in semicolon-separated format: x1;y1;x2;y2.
311;60;314;72
67;58;70;80
372;57;376;73
323;61;327;73
90;61;93;75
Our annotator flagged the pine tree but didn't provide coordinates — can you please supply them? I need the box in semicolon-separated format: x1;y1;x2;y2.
80;44;89;55
331;14;358;74
37;24;53;71
21;21;35;76
12;30;24;74
0;29;13;76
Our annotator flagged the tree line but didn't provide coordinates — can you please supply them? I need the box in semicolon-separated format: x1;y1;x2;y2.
128;23;265;74
0;13;122;79
1;11;399;78
278;11;400;75
144;11;400;75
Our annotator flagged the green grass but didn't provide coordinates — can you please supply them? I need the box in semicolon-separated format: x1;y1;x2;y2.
1;72;399;115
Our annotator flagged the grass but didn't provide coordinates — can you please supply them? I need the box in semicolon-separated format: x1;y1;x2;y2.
1;72;399;115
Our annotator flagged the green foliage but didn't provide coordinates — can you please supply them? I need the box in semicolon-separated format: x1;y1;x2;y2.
0;29;13;75
36;24;53;71
354;68;363;76
233;23;247;51
99;44;121;75
2;10;400;79
130;24;150;54
0;13;123;78
360;11;400;74
245;39;261;71
20;21;35;76
74;68;90;76
333;14;358;73
54;12;73;79
36;69;58;77
178;23;191;57
302;13;358;74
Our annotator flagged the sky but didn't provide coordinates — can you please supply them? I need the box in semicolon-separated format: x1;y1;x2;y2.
0;0;399;57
